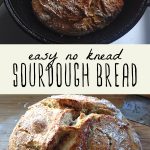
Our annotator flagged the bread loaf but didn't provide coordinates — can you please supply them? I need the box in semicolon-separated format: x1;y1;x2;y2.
32;0;124;35
9;95;142;150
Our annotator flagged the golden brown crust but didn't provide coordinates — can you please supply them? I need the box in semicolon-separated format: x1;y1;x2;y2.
9;95;142;150
32;0;124;35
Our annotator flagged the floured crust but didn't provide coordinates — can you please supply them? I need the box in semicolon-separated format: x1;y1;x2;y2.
9;95;142;150
32;0;124;36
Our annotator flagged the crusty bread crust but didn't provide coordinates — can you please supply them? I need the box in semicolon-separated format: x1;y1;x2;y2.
9;95;142;150
32;0;124;36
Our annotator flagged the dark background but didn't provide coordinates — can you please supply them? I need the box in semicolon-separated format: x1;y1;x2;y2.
0;3;39;44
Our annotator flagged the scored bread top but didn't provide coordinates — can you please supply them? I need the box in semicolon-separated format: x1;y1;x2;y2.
9;95;142;150
32;0;124;35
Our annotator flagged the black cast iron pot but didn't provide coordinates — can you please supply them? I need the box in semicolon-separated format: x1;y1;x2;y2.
4;0;150;44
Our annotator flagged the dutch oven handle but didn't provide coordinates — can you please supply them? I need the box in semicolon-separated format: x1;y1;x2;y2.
146;0;150;6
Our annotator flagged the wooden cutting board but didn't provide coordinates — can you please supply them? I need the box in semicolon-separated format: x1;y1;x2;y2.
0;95;150;150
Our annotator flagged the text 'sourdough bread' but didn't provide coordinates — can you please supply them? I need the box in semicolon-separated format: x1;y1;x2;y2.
32;0;124;35
9;95;142;150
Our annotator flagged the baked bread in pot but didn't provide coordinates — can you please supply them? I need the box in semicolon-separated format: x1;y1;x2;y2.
32;0;124;36
9;95;142;150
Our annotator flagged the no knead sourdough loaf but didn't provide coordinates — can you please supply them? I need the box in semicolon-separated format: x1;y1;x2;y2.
32;0;124;35
9;95;142;150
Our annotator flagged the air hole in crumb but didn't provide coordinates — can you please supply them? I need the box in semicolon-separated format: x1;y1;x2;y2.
52;132;75;150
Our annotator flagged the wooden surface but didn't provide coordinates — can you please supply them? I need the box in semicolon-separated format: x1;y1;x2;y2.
0;95;150;150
